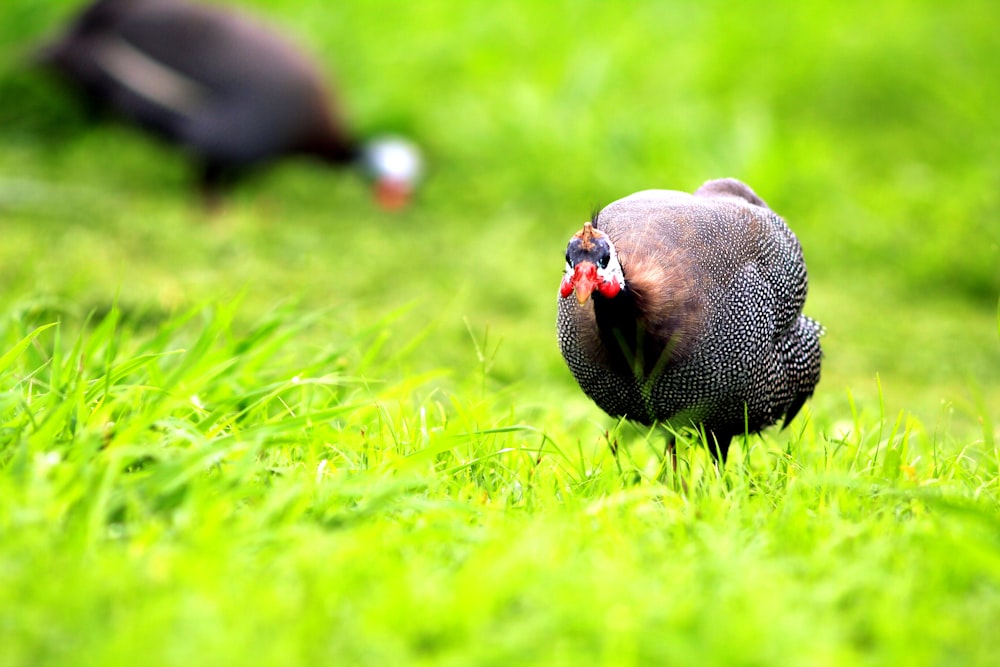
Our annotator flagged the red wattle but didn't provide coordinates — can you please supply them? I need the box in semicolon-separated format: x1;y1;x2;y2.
597;279;621;298
559;277;574;298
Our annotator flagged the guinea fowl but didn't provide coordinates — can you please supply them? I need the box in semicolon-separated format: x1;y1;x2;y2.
557;178;823;461
36;0;421;208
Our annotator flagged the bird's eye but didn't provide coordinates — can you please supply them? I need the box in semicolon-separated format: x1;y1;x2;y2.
565;252;571;266
598;253;610;269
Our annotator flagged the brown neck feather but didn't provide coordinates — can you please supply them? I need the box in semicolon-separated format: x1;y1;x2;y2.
593;250;704;379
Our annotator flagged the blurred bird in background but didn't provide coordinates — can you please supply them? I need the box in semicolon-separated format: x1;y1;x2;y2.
35;0;422;209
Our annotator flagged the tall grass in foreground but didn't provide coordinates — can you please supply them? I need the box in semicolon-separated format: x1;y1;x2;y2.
1;305;998;666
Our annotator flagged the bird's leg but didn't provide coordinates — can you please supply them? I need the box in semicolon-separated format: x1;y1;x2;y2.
657;428;683;489
197;161;238;213
707;430;733;465
606;429;624;476
664;431;677;472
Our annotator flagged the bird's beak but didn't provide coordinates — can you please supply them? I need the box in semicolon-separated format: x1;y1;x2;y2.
374;178;411;210
572;262;599;305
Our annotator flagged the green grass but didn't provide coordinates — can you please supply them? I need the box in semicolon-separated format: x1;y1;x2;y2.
1;0;999;665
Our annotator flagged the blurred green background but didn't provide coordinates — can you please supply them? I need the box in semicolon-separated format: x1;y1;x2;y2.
1;0;997;437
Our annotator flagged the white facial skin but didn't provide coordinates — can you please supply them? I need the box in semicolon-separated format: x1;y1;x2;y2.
595;239;625;291
363;137;422;185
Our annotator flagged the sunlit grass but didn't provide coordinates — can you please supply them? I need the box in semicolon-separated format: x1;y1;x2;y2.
0;303;997;665
0;0;998;664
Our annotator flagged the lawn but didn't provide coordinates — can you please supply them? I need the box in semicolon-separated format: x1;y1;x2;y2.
1;0;998;665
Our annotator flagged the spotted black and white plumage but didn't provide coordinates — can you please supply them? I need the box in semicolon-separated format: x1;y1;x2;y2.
557;178;823;460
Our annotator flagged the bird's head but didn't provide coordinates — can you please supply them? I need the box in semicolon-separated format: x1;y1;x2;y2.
360;136;423;210
560;222;624;304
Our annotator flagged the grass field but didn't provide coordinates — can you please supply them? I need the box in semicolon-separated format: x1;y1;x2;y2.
1;1;999;665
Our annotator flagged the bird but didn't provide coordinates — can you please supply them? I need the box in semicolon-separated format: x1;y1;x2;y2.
35;0;422;208
557;178;823;462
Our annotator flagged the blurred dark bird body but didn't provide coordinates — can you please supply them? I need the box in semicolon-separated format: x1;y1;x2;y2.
37;0;420;206
557;179;823;461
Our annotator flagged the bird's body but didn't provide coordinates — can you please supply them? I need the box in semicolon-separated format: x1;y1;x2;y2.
37;0;420;206
557;179;822;460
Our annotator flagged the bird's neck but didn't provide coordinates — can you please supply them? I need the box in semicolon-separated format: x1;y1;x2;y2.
592;287;669;381
301;121;361;164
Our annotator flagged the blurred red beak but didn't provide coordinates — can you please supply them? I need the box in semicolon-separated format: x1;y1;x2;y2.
571;262;598;304
375;178;411;210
